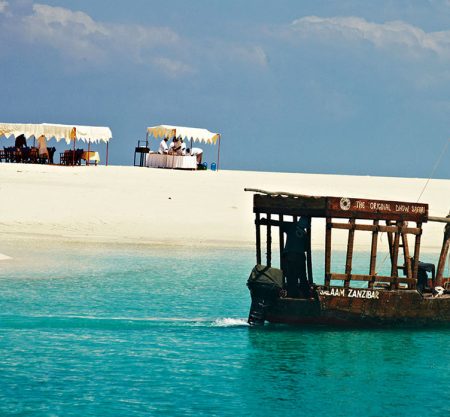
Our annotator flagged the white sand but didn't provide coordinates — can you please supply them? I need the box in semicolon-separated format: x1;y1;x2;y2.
0;164;448;251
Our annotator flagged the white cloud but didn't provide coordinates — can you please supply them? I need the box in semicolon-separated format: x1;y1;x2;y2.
289;16;450;57
20;4;180;65
229;45;268;67
0;1;8;14
1;2;267;76
152;57;194;78
26;4;106;36
196;40;268;69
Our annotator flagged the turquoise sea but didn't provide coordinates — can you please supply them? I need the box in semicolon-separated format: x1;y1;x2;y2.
0;241;449;417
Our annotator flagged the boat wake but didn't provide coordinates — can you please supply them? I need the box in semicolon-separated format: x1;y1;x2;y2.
211;318;249;327
0;315;249;330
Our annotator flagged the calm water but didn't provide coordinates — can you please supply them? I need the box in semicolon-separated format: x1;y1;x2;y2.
0;242;449;417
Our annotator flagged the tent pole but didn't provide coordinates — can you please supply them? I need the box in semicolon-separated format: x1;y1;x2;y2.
87;140;91;166
217;134;221;172
72;137;76;166
145;131;149;167
172;130;176;169
106;141;109;166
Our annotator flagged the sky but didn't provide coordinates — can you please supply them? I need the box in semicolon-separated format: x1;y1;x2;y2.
0;0;449;179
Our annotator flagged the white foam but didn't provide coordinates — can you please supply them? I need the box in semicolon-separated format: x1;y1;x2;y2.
0;253;12;261
212;318;249;327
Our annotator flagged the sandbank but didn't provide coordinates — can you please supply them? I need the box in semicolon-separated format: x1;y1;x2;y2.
0;164;448;254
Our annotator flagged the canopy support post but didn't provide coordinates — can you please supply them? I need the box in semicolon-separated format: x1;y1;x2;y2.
412;222;423;285
390;222;401;290
106;141;109;166
325;217;332;287
369;220;379;288
306;221;313;285
401;223;412;280
436;221;450;286
255;213;261;265
266;214;272;267
344;219;355;288
279;215;284;270
87;140;91;166
72;137;76;166
217;134;221;172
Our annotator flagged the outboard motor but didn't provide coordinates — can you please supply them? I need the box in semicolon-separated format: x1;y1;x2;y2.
247;265;284;325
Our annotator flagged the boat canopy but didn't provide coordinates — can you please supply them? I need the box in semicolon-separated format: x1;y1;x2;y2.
245;188;429;223
146;125;220;145
0;123;112;144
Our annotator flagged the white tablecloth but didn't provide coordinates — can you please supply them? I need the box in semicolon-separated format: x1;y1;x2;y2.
146;153;197;169
81;151;100;163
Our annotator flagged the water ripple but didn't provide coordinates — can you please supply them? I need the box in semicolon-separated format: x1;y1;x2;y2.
0;314;250;330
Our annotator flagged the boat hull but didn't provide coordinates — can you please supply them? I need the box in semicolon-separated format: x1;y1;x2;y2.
264;287;450;327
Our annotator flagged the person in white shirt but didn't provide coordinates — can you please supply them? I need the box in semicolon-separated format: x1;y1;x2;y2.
158;137;169;154
168;138;182;155
191;147;203;164
37;135;49;158
180;138;187;156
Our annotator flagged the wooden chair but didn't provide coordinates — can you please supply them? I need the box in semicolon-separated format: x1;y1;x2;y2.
60;152;68;165
4;147;17;163
29;148;39;164
19;147;30;163
48;147;56;164
37;153;48;164
61;150;77;165
75;149;84;165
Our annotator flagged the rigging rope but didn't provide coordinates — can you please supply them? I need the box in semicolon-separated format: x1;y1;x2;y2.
379;137;449;270
416;138;449;203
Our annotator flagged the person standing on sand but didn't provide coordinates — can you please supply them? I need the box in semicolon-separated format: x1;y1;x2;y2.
180;138;187;155
191;147;203;164
281;217;310;298
158;137;169;154
169;137;182;155
37;135;49;159
15;134;27;148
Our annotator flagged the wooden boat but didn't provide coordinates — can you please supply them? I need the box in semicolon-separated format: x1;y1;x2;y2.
245;188;450;327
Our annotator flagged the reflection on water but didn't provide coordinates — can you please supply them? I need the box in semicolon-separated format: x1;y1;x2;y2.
245;327;450;416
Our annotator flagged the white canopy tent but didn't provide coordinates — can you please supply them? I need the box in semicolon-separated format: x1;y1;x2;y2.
146;125;221;170
146;125;220;144
0;122;112;165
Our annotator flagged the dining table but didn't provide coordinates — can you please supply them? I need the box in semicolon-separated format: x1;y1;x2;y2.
146;153;197;169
